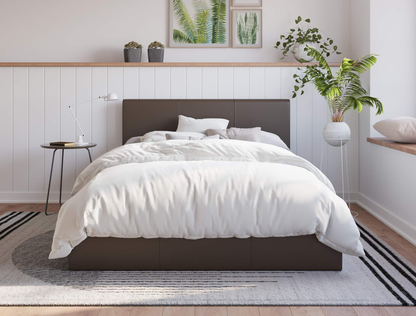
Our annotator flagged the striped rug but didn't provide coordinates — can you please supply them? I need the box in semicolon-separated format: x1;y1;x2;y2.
1;211;416;306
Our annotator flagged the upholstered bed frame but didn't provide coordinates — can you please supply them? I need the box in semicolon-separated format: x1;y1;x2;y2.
68;99;342;271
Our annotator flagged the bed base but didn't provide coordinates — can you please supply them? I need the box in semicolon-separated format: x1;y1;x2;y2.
68;235;342;271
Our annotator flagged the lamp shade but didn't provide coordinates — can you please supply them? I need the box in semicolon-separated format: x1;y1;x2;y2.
106;93;119;101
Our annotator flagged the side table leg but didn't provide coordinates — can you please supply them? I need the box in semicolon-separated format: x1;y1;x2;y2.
59;149;65;206
86;148;92;163
45;149;58;216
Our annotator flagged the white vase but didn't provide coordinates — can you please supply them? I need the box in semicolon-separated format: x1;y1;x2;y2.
323;122;351;147
292;41;316;62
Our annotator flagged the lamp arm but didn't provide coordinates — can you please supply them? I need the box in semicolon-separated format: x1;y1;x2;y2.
68;106;85;136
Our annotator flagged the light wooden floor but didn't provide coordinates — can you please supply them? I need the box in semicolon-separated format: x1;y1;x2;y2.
1;203;416;316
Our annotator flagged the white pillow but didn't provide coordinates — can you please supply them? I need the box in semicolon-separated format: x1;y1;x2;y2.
125;136;143;144
206;128;289;150
176;115;229;133
166;133;220;140
260;131;290;150
206;127;261;142
373;117;416;143
136;131;206;143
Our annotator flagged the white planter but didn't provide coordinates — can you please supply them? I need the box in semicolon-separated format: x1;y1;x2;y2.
323;122;351;147
292;41;316;62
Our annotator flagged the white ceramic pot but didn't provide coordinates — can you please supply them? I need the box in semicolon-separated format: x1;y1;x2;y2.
292;41;316;62
323;122;351;147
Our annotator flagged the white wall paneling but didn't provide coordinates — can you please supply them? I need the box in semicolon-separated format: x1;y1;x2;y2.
312;81;329;176
249;68;265;99
295;68;313;163
0;68;13;192
170;68;187;99
91;67;107;160
233;68;250;99
218;68;234;99
123;67;139;99
44;68;61;192
186;68;202;99
13;67;29;192
265;68;281;99
75;67;92;177
107;67;123;151
139;67;154;99
202;68;217;99
280;67;297;153
155;68;171;99
28;68;45;192
60;67;76;193
0;66;359;202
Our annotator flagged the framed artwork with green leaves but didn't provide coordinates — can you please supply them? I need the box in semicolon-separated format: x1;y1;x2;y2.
232;9;262;48
169;0;230;48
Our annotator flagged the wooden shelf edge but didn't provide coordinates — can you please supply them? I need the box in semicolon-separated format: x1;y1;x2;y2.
0;62;342;68
367;137;416;156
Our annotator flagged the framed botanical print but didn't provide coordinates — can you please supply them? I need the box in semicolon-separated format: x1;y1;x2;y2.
232;9;262;48
231;0;262;6
169;0;230;48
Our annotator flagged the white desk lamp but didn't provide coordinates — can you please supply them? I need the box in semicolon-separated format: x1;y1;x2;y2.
69;93;119;145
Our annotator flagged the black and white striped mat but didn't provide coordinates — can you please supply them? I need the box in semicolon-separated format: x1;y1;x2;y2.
1;211;416;306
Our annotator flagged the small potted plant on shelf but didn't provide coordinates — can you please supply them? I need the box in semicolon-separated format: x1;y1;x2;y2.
292;47;383;146
148;41;165;62
274;16;341;63
124;41;143;62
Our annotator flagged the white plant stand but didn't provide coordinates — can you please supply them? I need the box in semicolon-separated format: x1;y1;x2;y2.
320;139;358;218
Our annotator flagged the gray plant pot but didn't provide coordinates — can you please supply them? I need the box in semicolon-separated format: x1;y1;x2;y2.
124;49;142;62
148;49;164;62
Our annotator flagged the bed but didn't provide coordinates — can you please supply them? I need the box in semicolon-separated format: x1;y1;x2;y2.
49;99;364;271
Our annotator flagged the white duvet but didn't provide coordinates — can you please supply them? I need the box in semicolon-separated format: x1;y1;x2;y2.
49;139;364;259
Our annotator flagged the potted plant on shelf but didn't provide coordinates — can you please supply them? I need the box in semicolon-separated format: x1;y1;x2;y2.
292;47;383;146
148;41;165;62
124;41;143;62
274;16;341;63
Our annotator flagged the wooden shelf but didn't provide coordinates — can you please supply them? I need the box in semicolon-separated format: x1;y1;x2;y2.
367;137;416;156
0;62;342;68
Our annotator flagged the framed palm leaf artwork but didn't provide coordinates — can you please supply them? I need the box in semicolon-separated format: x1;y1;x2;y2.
232;9;262;48
169;0;230;48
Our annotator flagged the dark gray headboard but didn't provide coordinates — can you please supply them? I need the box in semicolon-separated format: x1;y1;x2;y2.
122;99;290;147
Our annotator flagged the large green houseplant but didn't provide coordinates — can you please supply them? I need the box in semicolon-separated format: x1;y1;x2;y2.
293;47;383;146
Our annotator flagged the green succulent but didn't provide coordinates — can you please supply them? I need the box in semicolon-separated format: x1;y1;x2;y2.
124;41;143;49
148;41;165;49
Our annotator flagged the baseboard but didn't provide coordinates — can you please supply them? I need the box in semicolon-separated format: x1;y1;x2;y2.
356;192;416;247
0;192;71;203
336;192;360;203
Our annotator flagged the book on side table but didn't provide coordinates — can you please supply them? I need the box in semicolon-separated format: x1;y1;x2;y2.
49;141;76;147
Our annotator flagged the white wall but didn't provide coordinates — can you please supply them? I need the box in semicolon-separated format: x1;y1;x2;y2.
352;0;416;244
0;0;351;63
0;1;359;204
0;66;358;202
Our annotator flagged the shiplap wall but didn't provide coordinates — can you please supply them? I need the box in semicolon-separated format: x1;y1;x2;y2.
0;66;358;202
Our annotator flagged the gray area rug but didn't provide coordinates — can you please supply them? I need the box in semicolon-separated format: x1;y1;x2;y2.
1;211;416;306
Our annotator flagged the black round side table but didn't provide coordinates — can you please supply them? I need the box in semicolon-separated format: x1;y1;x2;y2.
41;143;97;215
